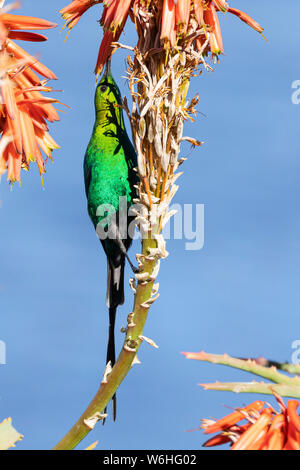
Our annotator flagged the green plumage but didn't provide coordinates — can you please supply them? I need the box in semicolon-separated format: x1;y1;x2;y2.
84;68;137;237
83;64;138;420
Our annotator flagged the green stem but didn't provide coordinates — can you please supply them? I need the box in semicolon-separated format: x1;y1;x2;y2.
201;381;300;398
53;236;158;450
278;363;300;375
247;357;300;376
183;351;300;386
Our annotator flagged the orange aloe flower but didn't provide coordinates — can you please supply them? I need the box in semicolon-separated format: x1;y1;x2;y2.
213;0;228;13
203;3;224;59
161;0;176;47
60;0;101;33
0;2;62;186
200;396;300;450
60;0;264;76
175;0;191;34
227;7;264;34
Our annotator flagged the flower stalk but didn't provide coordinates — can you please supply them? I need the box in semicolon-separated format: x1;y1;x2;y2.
56;0;264;449
54;236;158;450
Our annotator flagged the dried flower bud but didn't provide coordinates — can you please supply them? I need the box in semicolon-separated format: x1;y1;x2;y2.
154;133;163;157
138;116;146;139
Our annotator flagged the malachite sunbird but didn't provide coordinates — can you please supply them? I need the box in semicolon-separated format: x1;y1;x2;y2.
84;61;138;420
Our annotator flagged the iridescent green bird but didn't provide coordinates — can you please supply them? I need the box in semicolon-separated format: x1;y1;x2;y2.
84;62;138;419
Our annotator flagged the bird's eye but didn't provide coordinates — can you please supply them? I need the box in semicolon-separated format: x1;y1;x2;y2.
100;85;107;93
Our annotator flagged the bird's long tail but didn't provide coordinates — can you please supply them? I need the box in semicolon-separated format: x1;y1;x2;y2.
105;256;125;421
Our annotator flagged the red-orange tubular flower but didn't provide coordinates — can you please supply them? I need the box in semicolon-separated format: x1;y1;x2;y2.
0;2;61;186
201;397;300;450
60;0;101;32
60;0;264;76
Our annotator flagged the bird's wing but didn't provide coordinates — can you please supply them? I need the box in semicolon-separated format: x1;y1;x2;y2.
84;161;92;199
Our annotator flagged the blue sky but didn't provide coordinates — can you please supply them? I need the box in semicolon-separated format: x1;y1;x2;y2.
1;0;300;450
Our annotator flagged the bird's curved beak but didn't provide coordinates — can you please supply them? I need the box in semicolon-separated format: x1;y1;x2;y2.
104;59;111;81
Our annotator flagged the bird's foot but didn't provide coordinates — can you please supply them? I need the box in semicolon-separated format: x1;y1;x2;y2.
124;251;139;274
132;265;139;275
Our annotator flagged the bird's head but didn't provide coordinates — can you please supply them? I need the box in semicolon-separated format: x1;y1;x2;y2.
95;60;122;114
